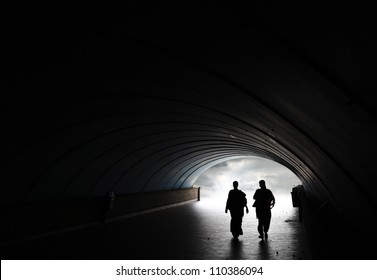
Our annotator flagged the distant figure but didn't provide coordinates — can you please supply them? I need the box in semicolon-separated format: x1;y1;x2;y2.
253;180;275;240
225;181;249;238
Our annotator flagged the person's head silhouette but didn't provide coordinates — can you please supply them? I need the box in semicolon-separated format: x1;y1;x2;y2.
259;180;266;189
233;181;239;189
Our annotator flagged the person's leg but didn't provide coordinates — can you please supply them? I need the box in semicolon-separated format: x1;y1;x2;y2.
264;211;272;238
230;218;237;237
230;212;240;237
237;209;245;236
239;216;243;235
234;215;242;236
257;219;264;238
256;208;264;238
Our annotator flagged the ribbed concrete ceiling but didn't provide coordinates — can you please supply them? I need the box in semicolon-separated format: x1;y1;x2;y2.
1;2;377;227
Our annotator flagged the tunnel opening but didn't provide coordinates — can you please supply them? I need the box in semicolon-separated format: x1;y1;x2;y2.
194;156;301;208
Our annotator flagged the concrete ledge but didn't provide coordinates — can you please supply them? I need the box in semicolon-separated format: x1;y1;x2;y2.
107;198;198;222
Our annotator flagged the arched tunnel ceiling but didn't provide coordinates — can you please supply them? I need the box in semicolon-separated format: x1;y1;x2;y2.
1;2;377;222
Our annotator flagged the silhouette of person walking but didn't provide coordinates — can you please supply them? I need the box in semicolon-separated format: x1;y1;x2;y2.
253;180;275;240
225;181;249;238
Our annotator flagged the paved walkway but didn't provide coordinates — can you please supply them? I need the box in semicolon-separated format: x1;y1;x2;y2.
107;198;311;260
2;196;311;260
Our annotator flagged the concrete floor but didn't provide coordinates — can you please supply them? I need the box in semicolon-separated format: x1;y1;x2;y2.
2;197;311;260
109;199;311;260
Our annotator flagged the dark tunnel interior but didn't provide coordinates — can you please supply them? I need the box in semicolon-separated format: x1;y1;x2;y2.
1;2;377;259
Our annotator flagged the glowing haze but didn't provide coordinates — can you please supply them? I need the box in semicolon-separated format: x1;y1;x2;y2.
194;156;302;209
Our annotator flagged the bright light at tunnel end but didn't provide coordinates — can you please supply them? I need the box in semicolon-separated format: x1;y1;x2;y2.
194;157;302;211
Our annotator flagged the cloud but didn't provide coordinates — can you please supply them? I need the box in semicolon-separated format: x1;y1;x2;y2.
194;156;301;200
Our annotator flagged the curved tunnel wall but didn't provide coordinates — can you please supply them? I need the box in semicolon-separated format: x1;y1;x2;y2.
2;5;377;256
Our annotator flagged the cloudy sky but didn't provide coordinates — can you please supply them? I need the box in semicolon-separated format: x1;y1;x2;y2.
194;156;302;208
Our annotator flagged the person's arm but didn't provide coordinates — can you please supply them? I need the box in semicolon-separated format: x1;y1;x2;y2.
245;196;249;214
270;191;275;208
253;189;258;200
251;190;256;208
225;192;230;213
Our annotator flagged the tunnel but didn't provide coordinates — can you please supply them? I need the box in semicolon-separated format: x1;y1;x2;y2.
1;2;377;260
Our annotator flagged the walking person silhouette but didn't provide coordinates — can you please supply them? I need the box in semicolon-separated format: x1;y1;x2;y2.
225;181;249;238
252;180;275;240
